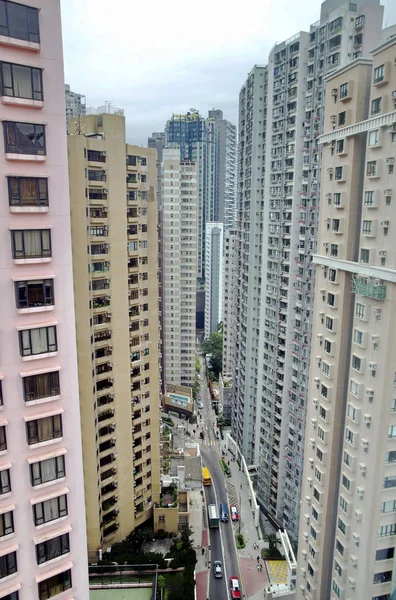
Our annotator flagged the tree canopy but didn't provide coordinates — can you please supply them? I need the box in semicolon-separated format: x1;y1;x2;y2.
201;330;223;379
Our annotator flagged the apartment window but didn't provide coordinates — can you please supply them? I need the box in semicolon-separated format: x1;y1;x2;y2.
327;293;335;307
371;98;382;115
332;580;341;598
384;477;396;489
30;455;65;486
322;362;330;377
364;191;375;206
0;61;42;101
367;161;377;177
352;355;361;372
0;1;40;42
126;155;137;166
33;494;68;526
15;279;54;309
36;533;70;565
321;384;328;399
19;325;57;357
335;166;343;181
3;121;45;155
378;524;396;537
362;220;372;235
333;193;341;206
324;340;332;354
316;448;323;462
23;371;60;402
338;111;346;126
0;511;14;537
374;64;385;84
325;316;333;331
342;477;351;495
8;176;48;207
386;451;396;464
343;451;352;467
353;329;363;345
336;140;344;155
0;469;11;495
376;548;395;560
356;303;365;319
360;249;370;264
345;429;354;446
0;426;7;451
334;559;343;576
373;571;392;584
368;130;379;147
26;414;62;445
330;244;338;257
381;500;396;514
314;467;322;482
388;425;396;438
38;569;72;600
335;538;344;556
391;398;396;412
11;229;51;260
347;404;357;421
0;551;17;579
339;83;348;99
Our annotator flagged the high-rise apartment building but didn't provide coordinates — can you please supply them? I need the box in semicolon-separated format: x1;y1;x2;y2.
229;0;384;543
208;109;238;229
0;0;89;597
65;83;86;122
204;223;224;338
162;149;198;387
68;114;160;555
297;38;396;600
222;229;238;374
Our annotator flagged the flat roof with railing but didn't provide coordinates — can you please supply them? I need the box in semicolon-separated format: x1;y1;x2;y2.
89;565;158;600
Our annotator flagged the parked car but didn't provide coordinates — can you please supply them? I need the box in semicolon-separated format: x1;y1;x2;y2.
214;561;223;578
197;402;203;409
230;506;239;521
230;576;241;599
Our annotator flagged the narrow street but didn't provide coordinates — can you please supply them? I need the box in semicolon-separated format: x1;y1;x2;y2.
197;357;241;600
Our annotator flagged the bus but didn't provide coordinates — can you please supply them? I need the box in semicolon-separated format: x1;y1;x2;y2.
207;504;219;528
202;466;212;486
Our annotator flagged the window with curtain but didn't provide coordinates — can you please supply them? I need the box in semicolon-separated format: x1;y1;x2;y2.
0;62;43;100
19;325;57;357
36;533;70;565
26;414;62;445
8;176;48;206
0;426;6;451
0;469;11;495
3;121;46;155
38;569;72;600
0;511;14;537
30;455;65;486
0;551;17;579
23;371;60;402
11;229;51;259
33;494;68;525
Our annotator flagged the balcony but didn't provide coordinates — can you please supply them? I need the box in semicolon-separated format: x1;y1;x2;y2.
352;277;386;300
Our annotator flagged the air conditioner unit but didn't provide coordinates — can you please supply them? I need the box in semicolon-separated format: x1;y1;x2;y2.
307;477;313;487
312;399;318;408
109;362;114;367
327;168;333;173
386;158;394;164
323;242;329;247
308;458;315;466
314;377;320;386
309;439;316;449
104;189;109;193
352;532;360;544
317;355;322;365
355;510;362;523
368;361;377;370
305;496;312;505
381;220;389;226
331;89;338;96
379;250;387;257
388;124;396;132
359;463;367;475
300;585;306;596
384;189;392;195
350;555;358;567
363;414;371;425
304;515;310;525
366;388;374;398
362;439;369;451
326;193;332;198
348;577;356;590
392;91;396;98
302;549;308;559
372;334;379;343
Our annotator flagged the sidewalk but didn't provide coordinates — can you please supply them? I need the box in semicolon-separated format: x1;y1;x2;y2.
189;488;209;600
223;453;271;600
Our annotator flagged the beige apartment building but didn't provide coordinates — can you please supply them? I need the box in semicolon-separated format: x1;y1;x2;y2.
68;114;160;556
297;39;396;600
162;149;198;388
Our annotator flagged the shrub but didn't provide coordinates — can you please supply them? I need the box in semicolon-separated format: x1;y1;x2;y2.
235;534;246;549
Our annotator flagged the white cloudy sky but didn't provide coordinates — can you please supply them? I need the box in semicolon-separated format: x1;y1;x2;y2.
61;0;396;145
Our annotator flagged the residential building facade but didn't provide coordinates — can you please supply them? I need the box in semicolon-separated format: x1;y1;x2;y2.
65;83;86;123
0;0;88;597
162;149;198;387
297;39;396;600
208;109;238;229
230;0;384;543
204;223;224;338
68;114;160;555
222;229;238;375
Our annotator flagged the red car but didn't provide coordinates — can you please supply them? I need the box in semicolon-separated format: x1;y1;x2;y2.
230;576;241;599
230;505;239;521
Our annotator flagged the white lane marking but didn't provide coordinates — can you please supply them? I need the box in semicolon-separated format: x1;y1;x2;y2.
212;474;231;600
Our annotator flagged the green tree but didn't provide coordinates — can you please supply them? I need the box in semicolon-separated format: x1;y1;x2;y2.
201;330;223;378
157;575;166;600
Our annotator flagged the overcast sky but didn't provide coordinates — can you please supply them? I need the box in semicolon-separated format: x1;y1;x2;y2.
61;0;396;145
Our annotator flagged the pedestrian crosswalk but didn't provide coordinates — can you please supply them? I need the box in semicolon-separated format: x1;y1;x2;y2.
201;439;217;447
